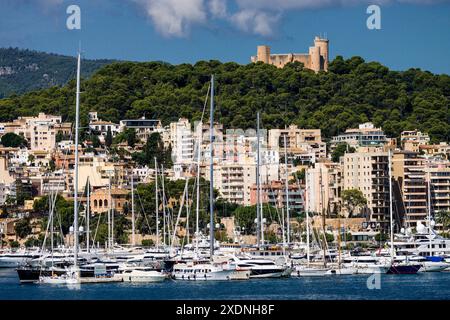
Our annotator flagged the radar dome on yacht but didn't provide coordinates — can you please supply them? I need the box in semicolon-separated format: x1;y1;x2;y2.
400;228;405;234
416;222;426;234
430;220;436;227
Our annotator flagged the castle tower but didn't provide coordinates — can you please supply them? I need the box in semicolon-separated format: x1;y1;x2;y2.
256;45;271;64
314;36;329;71
308;46;321;73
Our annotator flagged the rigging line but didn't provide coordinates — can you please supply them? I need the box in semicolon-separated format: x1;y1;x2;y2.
135;184;154;236
92;211;102;247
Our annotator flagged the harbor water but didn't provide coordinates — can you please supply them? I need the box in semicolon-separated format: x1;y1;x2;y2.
1;269;449;300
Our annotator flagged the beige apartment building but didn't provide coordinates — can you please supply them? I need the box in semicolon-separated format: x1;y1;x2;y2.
208;156;279;206
392;151;427;227
305;161;342;215
268;125;326;160
342;148;390;224
428;162;450;218
249;180;304;213
0;113;73;152
401;130;430;153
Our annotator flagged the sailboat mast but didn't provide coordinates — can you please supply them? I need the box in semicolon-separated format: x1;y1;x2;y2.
161;164;167;246
195;122;202;254
108;175;112;250
306;175;310;264
86;177;90;253
256;112;261;248
284;134;290;244
209;75;215;258
427;162;432;256
155;157;159;250
388;149;394;259
73;52;81;267
131;172;135;246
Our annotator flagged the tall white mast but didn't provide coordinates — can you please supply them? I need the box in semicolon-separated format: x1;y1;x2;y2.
195;122;202;254
388;149;395;259
209;75;215;258
305;174;310;264
131;172;135;246
161;164;167;246
256;112;261;247
86;177;90;253
108;175;112;250
284;134;290;244
73;52;81;267
154;157;159;250
427;162;432;256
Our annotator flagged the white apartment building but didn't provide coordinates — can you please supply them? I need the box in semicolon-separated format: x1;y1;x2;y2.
331;122;387;150
170;118;194;164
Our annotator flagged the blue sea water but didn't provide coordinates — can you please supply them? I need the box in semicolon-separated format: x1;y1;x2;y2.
1;269;449;300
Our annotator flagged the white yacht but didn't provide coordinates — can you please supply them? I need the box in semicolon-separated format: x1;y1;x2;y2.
172;261;249;281
393;223;450;257
0;249;41;268
341;255;391;274
232;256;291;278
119;267;167;283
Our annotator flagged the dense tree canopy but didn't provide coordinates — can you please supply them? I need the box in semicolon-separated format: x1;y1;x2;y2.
0;132;27;148
0;56;448;143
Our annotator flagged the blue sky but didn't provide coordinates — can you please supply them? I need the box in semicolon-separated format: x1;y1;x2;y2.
0;0;449;74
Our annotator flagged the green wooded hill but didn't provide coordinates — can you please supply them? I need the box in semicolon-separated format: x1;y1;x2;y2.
0;48;114;98
0;56;448;142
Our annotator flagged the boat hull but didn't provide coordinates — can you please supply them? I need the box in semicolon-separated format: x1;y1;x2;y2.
387;264;421;274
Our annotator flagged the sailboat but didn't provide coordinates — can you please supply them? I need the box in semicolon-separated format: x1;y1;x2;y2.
385;149;421;274
293;167;330;277
171;76;249;281
40;52;83;285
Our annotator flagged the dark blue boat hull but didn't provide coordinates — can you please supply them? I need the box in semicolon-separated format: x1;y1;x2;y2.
387;264;421;274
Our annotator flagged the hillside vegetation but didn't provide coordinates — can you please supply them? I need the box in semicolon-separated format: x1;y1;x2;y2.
0;48;114;98
0;56;448;142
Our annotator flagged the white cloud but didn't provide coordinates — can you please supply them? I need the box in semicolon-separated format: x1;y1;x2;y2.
133;0;207;37
7;0;449;37
230;10;280;37
208;0;228;17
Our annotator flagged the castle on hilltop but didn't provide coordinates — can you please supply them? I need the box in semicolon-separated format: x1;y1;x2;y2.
251;36;329;72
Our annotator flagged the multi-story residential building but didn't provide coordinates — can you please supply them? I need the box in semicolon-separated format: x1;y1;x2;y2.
420;143;450;160
331;122;387;150
392;151;427;227
119;117;164;142
401;130;430;152
250;180;304;214
342;148;390;226
0;157;15;205
305;160;342;215
30;172;67;196
208;155;280;206
268;125;326;161
0;113;67;152
89;120;120;139
170;118;194;164
427;161;450;218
